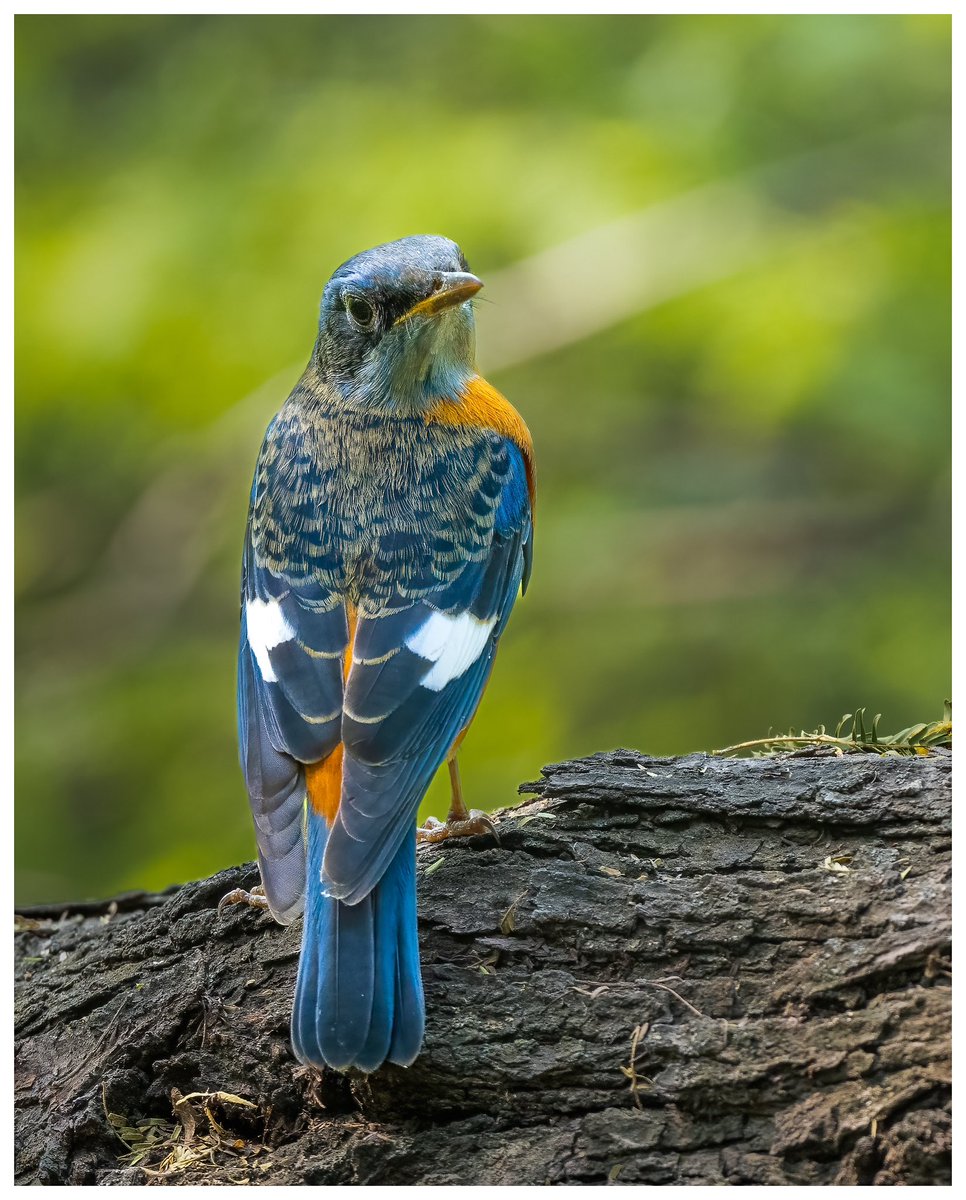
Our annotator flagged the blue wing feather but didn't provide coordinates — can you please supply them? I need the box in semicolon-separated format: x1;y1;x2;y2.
238;488;348;922
323;439;532;904
239;425;532;913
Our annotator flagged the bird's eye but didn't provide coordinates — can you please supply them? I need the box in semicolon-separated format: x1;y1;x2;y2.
344;294;375;330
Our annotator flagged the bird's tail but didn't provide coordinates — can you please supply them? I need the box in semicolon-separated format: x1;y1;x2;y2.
291;804;424;1072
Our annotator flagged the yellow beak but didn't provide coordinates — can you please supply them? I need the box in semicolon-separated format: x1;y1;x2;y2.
394;272;483;325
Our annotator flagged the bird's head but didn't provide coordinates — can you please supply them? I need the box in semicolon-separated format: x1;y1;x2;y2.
314;235;483;411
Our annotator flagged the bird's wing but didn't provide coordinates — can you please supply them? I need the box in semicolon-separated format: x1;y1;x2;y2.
323;435;533;905
237;434;350;923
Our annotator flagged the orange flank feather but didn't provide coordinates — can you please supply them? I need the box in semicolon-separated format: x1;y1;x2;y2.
427;376;536;516
305;745;344;824
306;605;357;824
447;725;470;761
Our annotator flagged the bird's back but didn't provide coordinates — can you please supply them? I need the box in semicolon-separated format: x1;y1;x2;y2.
250;371;519;613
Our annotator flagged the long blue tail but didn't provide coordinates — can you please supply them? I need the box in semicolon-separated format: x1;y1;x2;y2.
291;808;424;1072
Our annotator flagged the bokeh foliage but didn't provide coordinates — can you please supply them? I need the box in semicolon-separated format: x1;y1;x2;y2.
15;14;950;903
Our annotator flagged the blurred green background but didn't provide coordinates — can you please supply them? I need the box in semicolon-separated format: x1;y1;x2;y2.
15;14;950;904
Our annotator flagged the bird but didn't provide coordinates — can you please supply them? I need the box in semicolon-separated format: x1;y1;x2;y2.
227;235;534;1073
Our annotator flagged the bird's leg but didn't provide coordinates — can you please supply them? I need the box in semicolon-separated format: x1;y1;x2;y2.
218;882;270;913
416;757;498;844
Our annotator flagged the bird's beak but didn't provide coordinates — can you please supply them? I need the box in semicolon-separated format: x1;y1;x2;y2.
395;271;483;325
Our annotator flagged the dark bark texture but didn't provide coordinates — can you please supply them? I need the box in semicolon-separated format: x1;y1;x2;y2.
15;749;951;1186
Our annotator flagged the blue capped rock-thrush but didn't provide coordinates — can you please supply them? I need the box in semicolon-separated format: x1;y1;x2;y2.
232;236;534;1071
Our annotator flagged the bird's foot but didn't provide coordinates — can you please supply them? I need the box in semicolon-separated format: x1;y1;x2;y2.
416;811;499;845
218;882;270;913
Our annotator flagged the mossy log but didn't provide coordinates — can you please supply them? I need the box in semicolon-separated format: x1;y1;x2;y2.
14;749;951;1185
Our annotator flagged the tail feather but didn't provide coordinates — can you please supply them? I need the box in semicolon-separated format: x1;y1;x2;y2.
292;811;424;1071
290;887;322;1059
387;845;424;1065
351;873;400;1072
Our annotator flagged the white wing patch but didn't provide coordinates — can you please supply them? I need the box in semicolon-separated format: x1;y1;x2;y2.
246;598;295;683
406;611;497;692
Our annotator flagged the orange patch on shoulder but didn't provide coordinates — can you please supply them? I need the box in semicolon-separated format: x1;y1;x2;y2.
305;604;357;825
428;376;536;515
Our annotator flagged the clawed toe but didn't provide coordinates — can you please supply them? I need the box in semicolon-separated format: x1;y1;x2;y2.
218;883;270;913
416;810;499;845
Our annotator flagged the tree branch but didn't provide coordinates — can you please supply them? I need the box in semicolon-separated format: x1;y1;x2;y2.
15;749;951;1185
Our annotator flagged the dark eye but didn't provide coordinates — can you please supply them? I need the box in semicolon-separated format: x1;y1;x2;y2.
344;294;375;330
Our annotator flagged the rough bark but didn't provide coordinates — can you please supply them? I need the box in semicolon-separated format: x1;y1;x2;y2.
14;749;951;1186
